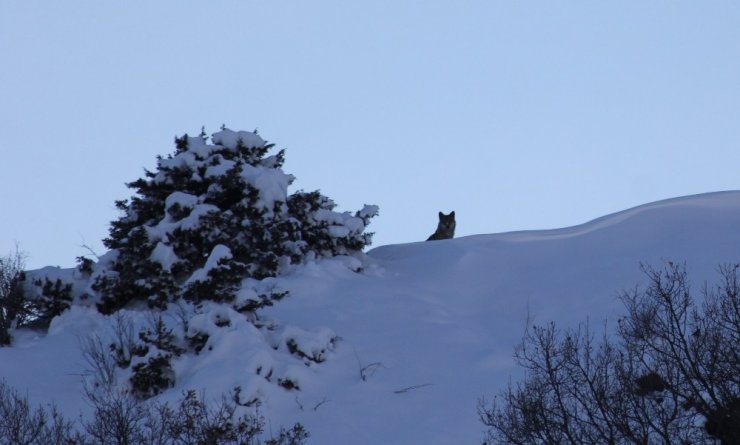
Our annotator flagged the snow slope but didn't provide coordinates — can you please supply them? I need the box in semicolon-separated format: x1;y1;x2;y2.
3;191;740;444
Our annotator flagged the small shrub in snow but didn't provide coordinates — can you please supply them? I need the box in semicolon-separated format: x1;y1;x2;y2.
137;316;184;356
81;334;119;389
108;313;140;369
277;378;301;391
283;327;339;364
0;248;26;346
76;256;95;276
186;330;209;354
88;313;184;399
130;355;176;400
27;277;73;327
93;128;377;314
128;316;184;399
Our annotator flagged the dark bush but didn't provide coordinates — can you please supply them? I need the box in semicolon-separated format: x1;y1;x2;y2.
26;278;73;328
0;248;26;346
480;262;740;445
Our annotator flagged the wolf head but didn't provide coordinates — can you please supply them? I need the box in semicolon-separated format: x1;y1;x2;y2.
427;211;456;241
437;211;456;233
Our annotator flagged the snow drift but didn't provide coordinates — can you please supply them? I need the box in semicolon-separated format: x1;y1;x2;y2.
3;191;740;444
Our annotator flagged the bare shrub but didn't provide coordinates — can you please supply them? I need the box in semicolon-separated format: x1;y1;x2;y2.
83;387;309;445
0;380;81;445
81;334;119;390
0;378;309;445
480;262;739;445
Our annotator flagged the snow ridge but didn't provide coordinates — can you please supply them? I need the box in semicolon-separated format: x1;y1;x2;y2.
5;191;740;444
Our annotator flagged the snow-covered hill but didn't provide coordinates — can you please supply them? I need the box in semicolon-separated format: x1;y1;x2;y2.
3;191;740;444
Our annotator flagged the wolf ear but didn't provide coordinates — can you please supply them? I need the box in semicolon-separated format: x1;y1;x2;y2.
438;211;444;218
450;211;455;217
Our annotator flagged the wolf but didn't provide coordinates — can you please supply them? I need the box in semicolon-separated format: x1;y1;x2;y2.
427;211;456;241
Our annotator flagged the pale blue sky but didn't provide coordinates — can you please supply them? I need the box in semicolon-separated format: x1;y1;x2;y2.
2;1;740;269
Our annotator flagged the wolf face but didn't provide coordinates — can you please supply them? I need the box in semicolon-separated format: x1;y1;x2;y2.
427;211;456;241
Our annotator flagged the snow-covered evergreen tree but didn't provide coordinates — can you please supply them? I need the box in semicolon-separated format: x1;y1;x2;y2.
59;128;378;398
93;128;377;314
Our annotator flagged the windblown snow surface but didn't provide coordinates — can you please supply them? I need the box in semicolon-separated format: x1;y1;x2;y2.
3;191;740;444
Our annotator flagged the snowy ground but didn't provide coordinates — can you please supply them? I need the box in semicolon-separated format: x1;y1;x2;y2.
3;191;740;444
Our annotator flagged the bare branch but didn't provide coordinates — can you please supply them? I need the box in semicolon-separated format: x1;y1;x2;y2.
393;383;433;394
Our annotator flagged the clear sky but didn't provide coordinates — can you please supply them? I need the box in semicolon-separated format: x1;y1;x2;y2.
2;1;740;269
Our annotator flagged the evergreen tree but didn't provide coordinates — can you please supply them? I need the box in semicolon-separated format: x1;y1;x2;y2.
93;129;377;314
